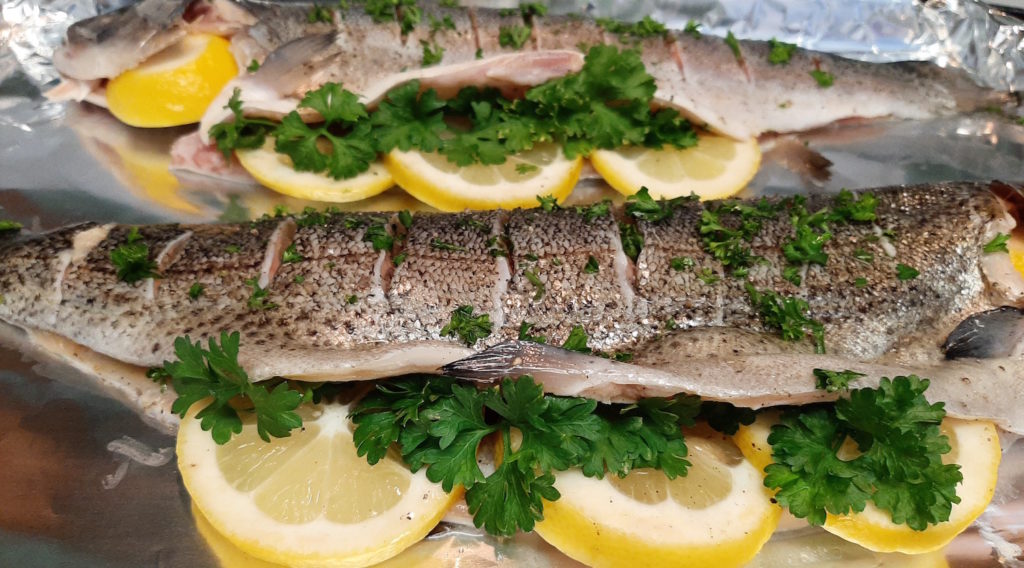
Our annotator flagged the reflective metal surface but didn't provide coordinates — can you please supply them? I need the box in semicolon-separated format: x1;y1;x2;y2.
1;0;1024;566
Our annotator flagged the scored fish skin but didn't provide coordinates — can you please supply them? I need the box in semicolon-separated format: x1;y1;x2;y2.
0;181;1017;384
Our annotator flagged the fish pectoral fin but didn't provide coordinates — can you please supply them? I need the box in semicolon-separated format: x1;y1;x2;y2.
943;306;1024;360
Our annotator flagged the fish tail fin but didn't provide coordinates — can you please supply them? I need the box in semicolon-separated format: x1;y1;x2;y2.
944;307;1024;360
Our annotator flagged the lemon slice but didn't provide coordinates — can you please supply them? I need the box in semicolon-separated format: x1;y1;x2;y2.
589;136;760;200
107;34;238;128
385;143;583;211
735;415;1000;554
177;403;460;568
236;140;395;203
1008;233;1024;278
534;431;780;567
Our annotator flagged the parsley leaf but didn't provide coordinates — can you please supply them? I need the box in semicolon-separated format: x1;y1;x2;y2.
983;233;1010;254
273;83;377;180
575;199;611;223
370;81;447;154
561;325;591;354
583;256;599;274
188;282;205;300
245;277;277;311
431;238;467;252
810;69;834;88
725;31;742;60
524;269;545;300
853;248;874;264
0;220;22;232
626;187;674;222
813;368;866;392
110;227;161;283
670;257;695;271
162;332;303;444
683;20;702;39
441;305;493;346
208;88;276;158
498;25;531;49
246;59;260;73
768;38;796;64
518;321;546;344
896;264;920;281
420;39;444;66
595;16;668;40
363;218;394;252
537;195;559;211
281;244;303;264
619;222;643;263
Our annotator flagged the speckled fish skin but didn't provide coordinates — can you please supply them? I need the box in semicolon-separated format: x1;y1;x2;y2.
54;1;1008;138
197;0;1012;141
0;182;1018;386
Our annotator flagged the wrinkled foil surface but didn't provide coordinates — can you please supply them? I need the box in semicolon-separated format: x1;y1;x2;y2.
0;1;1023;567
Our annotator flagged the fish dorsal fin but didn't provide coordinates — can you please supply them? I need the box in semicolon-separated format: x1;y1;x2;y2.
943;306;1024;360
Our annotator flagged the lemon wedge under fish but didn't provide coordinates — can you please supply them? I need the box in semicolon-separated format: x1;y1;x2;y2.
533;430;780;568
735;414;1000;555
177;402;459;568
589;135;760;200
106;34;238;128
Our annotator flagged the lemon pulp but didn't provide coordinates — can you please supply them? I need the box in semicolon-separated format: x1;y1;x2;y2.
106;34;238;128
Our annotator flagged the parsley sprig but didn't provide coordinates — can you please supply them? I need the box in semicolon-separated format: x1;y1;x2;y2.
162;332;304;444
350;375;700;535
765;376;962;530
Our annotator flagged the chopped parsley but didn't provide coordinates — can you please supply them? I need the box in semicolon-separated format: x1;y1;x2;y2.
853;248;874;264
441;305;493;346
420;40;444;66
393;252;408;266
619;222;643;263
245;277;277;311
595;15;668;40
896;264;920;281
162;332;304;444
224;245;241;254
983;233;1010;254
561;325;591;354
670;257;694;271
813;368;865;392
110;227;161;283
363;219;394;252
697;267;719;285
809;69;834;88
783;265;802;286
281;244;303;263
746;283;825;353
854;277;868;288
498;25;531;49
187;283;205;300
346;294;358;304
583;256;599;274
307;4;333;23
515;163;539;175
725;31;742;61
537;195;559;212
294;275;306;284
683;20;702;39
399;209;414;229
765;376;962;530
524;269;545;300
518;321;546;343
767;38;796;65
246;59;260;73
0;220;22;232
575;200;611;223
431;238;467;252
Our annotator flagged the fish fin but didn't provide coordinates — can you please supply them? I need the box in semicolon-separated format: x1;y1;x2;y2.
440;340;537;381
761;135;833;185
943;307;1024;360
255;33;341;96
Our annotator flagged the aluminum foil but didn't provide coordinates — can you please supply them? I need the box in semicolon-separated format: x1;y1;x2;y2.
1;1;1024;567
